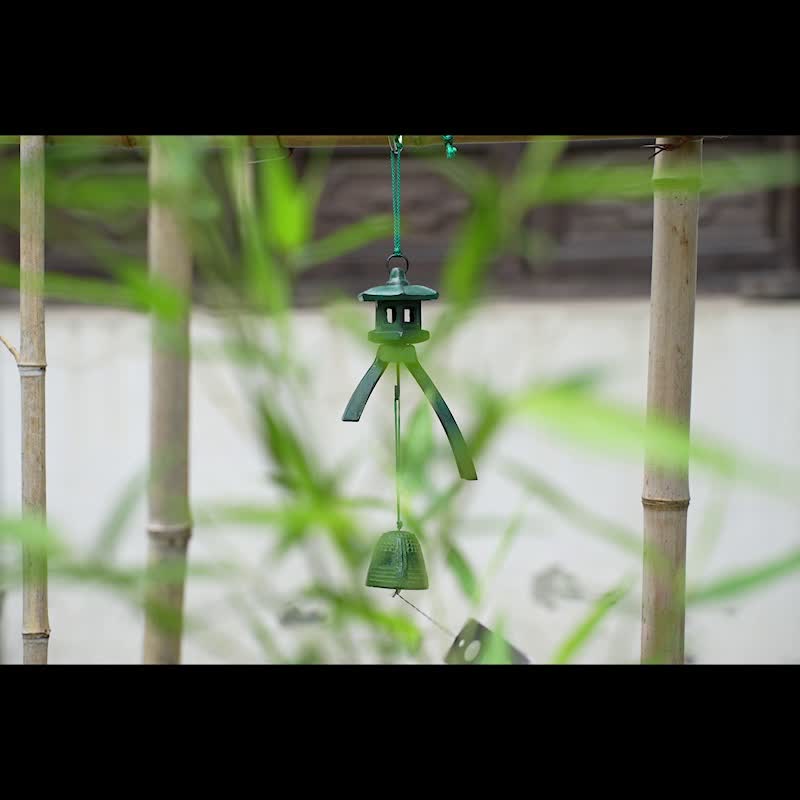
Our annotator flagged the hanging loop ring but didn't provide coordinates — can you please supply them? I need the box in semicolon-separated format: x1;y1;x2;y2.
386;253;410;272
389;134;404;154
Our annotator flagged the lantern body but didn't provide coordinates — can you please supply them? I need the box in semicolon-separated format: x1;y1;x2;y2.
369;298;428;344
359;265;438;346
366;529;429;590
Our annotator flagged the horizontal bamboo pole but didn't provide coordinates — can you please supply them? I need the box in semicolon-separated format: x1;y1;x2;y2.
0;134;670;149
276;134;663;148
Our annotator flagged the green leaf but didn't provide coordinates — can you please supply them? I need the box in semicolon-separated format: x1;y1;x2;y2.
401;401;435;491
445;540;481;605
0;259;188;322
688;549;800;604
260;155;311;254
46;173;148;214
482;512;525;588
512;379;800;501
552;580;632;664
291;215;393;272
89;468;148;561
504;462;641;555
516;152;800;206
309;586;422;653
0;516;68;561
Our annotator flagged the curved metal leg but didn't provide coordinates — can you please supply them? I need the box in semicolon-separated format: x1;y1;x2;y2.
342;353;389;422
405;359;478;481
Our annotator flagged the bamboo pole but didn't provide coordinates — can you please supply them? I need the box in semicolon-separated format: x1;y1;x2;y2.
0;134;667;149
20;136;49;664
641;137;702;665
0;136;52;664
143;137;193;664
276;134;660;148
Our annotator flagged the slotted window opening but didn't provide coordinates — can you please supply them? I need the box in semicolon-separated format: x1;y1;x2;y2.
386;306;396;323
403;307;414;323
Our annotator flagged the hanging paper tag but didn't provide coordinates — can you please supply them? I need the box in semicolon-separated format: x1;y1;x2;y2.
444;618;531;665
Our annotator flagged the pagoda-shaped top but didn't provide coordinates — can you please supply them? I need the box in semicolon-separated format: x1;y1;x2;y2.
358;265;439;303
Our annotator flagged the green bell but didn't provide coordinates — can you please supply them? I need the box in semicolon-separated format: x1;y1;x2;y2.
366;529;429;590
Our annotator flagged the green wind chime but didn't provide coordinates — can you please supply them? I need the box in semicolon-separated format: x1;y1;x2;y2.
342;135;476;592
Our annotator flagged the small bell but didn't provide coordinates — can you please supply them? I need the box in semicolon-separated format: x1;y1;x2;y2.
366;529;429;590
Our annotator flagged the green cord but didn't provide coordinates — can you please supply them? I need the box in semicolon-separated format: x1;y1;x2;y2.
391;135;454;257
390;137;403;256
442;134;457;159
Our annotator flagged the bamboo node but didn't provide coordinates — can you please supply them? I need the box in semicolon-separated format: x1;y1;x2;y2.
148;522;192;548
641;496;690;509
22;631;51;639
18;363;46;376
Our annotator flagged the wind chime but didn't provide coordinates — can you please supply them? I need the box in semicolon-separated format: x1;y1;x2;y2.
342;134;477;593
341;136;531;664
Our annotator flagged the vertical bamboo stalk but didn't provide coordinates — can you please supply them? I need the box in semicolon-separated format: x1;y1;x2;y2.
234;140;255;214
143;137;193;664
19;135;49;664
641;137;702;665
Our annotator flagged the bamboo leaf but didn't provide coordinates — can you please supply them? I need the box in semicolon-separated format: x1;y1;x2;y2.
260;155;311;254
444;540;481;605
512;380;800;501
401;401;435;492
0;259;188;322
551;580;632;664
482;512;525;588
0;517;68;559
89;468;148;561
515;152;800;206
291;214;393;272
504;462;641;555
300;149;333;221
687;549;800;604
309;586;422;653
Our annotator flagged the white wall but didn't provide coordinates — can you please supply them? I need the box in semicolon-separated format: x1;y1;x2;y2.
1;297;798;664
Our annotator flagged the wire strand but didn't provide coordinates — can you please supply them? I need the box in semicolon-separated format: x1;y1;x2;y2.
395;592;455;638
394;363;402;530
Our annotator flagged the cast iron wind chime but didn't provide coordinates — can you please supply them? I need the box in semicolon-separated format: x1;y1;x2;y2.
341;136;530;664
342;134;477;593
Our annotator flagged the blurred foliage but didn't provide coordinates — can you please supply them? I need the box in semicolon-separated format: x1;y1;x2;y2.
0;135;799;664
